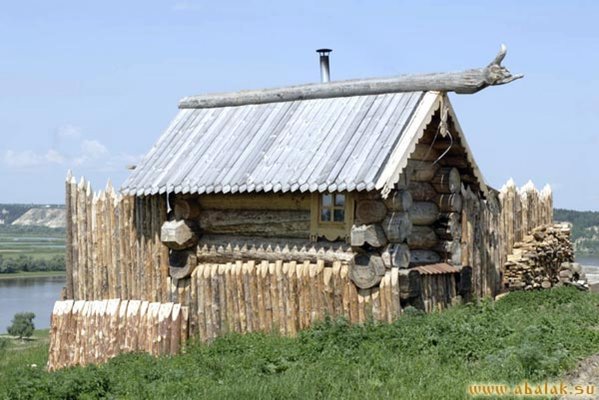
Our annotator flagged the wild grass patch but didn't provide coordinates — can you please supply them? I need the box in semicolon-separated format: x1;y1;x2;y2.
2;288;599;399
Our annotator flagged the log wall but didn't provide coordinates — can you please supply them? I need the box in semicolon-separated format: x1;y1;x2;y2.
47;299;189;370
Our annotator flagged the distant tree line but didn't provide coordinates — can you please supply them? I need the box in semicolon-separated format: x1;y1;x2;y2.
0;224;65;236
554;208;599;241
554;208;599;255
0;254;65;274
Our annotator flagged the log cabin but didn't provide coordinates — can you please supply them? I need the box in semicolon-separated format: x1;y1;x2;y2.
49;46;561;369
119;46;521;309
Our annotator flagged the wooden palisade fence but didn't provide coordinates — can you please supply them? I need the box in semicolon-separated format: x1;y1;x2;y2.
64;173;170;302
188;261;401;340
49;173;555;370
48;299;188;371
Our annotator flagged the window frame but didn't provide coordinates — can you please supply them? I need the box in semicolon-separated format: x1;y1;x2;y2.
310;192;354;242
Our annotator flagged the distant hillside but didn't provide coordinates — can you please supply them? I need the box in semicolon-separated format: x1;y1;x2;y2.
0;203;65;226
0;204;32;225
554;208;599;256
11;207;66;229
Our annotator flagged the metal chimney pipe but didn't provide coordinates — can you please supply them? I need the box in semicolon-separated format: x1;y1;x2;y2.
316;48;332;83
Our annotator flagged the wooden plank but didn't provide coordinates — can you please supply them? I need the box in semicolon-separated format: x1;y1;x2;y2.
302;261;312;328
117;300;128;353
235;261;246;333
340;264;351;320
65;175;74;299
171;303;182;354
158;302;173;355
331;261;342;316
286;261;298;336
268;262;279;332
248;261;260;333
230;262;241;333
313;261;325;323
208;265;221;335
276;260;286;334
254;261;265;332
180;306;189;349
224;263;235;334
242;262;253;332
357;289;367;324
69;177;79;300
390;268;401;318
379;272;388;322
280;262;290;334
323;265;334;318
203;265;213;340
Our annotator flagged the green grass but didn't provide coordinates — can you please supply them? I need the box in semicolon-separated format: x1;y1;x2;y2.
0;271;65;280
0;330;49;376
0;234;64;260
2;288;599;399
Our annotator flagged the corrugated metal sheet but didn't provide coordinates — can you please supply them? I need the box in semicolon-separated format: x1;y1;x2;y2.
122;92;424;196
413;263;460;275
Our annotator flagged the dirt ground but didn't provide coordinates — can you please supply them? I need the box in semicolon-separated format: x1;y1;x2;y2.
559;353;599;399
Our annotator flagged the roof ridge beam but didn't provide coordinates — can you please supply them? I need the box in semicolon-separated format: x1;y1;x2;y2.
179;45;522;109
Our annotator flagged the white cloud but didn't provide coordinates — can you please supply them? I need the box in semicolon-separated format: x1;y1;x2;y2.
2;148;65;168
45;149;65;164
2;124;141;174
56;124;81;140
81;139;108;158
2;150;43;168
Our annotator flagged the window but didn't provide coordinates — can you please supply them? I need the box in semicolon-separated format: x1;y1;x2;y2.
320;193;346;223
310;192;354;242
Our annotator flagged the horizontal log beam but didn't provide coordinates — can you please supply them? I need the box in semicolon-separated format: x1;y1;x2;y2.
196;235;355;263
199;209;310;238
409;202;439;225
179;45;522;109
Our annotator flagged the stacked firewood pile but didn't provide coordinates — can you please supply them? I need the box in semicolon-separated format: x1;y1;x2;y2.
503;223;577;291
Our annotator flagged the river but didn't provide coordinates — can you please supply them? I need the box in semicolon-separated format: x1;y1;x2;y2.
0;275;65;333
579;255;599;284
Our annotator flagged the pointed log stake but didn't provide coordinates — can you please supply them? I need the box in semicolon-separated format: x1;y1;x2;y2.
179;45;523;109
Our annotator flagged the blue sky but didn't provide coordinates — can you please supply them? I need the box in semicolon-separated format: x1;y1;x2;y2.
0;0;597;210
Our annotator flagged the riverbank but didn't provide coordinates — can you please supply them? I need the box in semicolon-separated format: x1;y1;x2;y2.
2;288;599;399
578;255;599;285
0;329;49;350
0;271;65;280
0;330;49;381
0;271;66;280
0;274;66;333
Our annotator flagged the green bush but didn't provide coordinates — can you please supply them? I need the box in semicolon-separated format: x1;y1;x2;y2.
0;254;65;274
0;338;8;354
7;312;35;339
